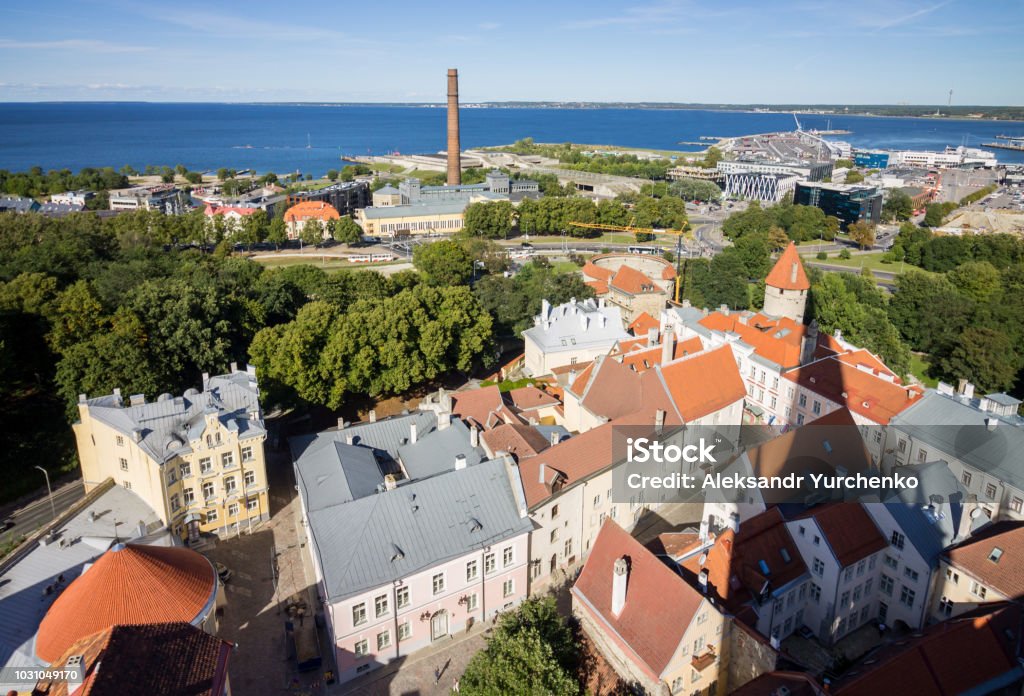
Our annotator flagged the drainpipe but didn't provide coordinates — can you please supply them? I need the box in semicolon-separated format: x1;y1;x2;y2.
393;580;401;661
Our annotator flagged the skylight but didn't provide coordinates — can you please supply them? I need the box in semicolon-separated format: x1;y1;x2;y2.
989;547;1003;563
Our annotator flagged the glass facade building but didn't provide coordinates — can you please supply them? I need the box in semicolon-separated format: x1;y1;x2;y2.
794;182;883;229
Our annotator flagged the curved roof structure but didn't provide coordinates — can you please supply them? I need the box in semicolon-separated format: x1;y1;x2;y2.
35;544;217;663
765;241;810;291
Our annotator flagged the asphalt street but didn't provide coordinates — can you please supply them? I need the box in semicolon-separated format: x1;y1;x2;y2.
2;479;86;543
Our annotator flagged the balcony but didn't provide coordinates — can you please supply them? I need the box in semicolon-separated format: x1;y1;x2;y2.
691;645;716;671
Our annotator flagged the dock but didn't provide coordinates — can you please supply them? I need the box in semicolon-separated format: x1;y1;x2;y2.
983;142;1024;151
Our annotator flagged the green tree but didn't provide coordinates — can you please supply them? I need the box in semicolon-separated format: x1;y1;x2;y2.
923;203;947;228
464;201;514;239
461;597;578;696
331;216;363;245
847;221;876;250
834;158;854;169
882;189;914;222
413;240;474;286
299;219;324;248
936;327;1019;392
326;169;339;181
267;216;288;250
948;260;1002;303
184;171;203;185
845;170;865;184
669;177;721;202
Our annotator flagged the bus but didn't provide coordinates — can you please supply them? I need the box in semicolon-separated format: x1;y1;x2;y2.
627;245;663;256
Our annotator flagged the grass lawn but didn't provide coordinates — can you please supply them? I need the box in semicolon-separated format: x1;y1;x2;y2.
803;251;929;275
251;255;406;273
550;260;582;274
909;353;939;388
367;162;405;174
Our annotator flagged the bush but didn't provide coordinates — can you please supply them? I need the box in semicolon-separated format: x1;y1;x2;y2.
839;248;852;260
816;251;828;260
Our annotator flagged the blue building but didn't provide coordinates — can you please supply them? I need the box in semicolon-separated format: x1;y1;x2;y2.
853;151;890;169
794;182;882;229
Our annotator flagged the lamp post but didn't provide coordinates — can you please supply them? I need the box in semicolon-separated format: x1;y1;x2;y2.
35;465;56;524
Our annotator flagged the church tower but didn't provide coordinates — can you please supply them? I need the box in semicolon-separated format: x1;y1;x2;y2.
762;242;809;324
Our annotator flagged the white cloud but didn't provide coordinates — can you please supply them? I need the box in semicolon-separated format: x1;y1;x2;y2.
0;38;151;53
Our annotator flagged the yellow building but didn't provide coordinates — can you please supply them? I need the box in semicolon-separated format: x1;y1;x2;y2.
72;365;270;543
355;201;466;237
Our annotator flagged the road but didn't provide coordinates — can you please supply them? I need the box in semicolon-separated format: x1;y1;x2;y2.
2;479;86;543
805;261;897;289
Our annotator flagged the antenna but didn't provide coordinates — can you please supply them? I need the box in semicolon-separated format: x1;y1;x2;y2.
948;89;953;107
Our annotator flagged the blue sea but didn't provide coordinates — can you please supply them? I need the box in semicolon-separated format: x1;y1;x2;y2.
0;102;1021;176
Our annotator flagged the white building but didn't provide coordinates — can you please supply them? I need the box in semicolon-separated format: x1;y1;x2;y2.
522;298;629;377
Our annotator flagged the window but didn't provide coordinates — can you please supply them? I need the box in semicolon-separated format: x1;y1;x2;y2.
375;594;389;618
869;555;877;570
904;567;920;582
551;504;559;519
247;498;258;511
797;414;805;426
961;471;972;487
813;534;821;546
810;583;821;602
1012;497;1023;513
671;677;683;694
970;581;987;599
466;560;478;581
692;669;701;684
880;574;894;596
183;487;195;505
946;568;959;584
221;452;234;468
503;579;514;597
397;586;410;609
398;622;411;641
244;470;256;487
503;547;514;567
593;494;601;509
564;539;573;558
884;555;898;570
119;457;128;471
466;593;478;610
202;481;215;500
241;445;253;462
798;525;806;536
864;578;873;594
550;528;559;543
898;438;907;453
180;462;192;478
206;507;217;522
228;502;239;516
170;494;180;512
813;400;822;415
224;476;237;494
693;635;705;654
353;603;367;626
772;376;779;390
354;639;368;657
432;573;445;595
939;597;953;617
799;393;807;408
116;435;124;446
812;558;825;576
873;430;882;444
167;469;176;485
853;586;862;601
200;457;212;474
890;531;905;550
484;553;495;574
857;560;866;576
377;630;390;650
844;567;853;582
770;396;777;409
917;449;928;462
986;483;998;499
799;584;807;600
841;591;850;606
900;586;916;608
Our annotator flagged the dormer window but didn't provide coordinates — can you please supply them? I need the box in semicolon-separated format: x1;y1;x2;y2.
989;547;1004;563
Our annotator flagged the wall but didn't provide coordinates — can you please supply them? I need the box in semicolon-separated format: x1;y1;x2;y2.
928;559;1007;623
761;286;807;325
724;620;778;693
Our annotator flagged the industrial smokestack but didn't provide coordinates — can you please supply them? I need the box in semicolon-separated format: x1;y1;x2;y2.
447;69;461;185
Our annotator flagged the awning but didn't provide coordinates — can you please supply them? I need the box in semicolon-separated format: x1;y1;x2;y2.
746;404;765;417
183;512;202;524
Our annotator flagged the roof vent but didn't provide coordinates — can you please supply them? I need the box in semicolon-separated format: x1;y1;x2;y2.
698;552;708;567
469;518;483;533
391;544;405;562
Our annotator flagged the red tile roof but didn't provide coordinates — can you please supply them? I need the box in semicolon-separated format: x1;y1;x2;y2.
731;672;824;696
609;265;661;295
679;508;807;612
782;354;923;424
35;544;217;664
627;312;660;337
203;204;259;217
283;200;340;222
744;407;873;480
507;385;560;411
451;385;520;430
765;242;809;291
798;502;887;568
658;346;746;421
582;262;613;282
34;622;232;696
567;361;598;397
519;423;615;508
579;357;645;421
481;423;551;459
835;604;1024;695
618;337;705;374
944;521;1024;600
573;520;706;679
698;311;806;368
585;279;609;295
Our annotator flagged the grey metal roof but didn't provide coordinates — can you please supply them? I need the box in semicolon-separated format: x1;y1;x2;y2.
986;392;1022;407
889;391;1024;490
374;185;400;195
359;201;469;219
397;419;482;480
0;196;39;213
290;433;387;510
334;411;438;459
533;425;571;445
306;457;531;601
0;485;171;680
522;299;628;353
83;370;265;465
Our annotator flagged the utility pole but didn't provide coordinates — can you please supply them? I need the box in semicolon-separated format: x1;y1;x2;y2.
35;465;56;524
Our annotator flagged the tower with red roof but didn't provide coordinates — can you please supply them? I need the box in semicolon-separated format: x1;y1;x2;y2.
762;242;809;324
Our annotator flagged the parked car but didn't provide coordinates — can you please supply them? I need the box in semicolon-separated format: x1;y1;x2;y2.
1;518;14;531
215;562;233;583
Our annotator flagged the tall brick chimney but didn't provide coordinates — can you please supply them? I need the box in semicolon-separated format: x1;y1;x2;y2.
447;68;461;185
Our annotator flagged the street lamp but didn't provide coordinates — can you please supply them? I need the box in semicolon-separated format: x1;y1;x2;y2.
35;465;56;524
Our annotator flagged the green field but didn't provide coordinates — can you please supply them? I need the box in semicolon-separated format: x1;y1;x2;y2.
803;251;930;275
250;254;406;272
909;353;938;388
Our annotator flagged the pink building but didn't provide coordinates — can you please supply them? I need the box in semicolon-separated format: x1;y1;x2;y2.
292;414;532;686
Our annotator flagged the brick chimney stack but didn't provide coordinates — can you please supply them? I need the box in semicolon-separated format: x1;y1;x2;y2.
447;69;461;185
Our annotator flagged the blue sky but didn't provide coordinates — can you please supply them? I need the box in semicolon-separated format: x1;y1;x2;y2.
1;0;1021;104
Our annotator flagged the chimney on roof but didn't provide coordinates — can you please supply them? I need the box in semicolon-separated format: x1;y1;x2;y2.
455;453;467;470
581;314;589;331
647;328;658;347
470;425;479;448
698;568;709;594
202;372;210;390
661;329;675;364
611;557;628;617
384;474;397;491
987;417;999;432
129;394;145;406
539;462;546;484
541;298;551;320
438;411;451;430
136;519;147;538
957;378;969;395
338;417;346;429
964;382;975;399
369;409;377;423
599;297;606;308
550;431;560;447
410;422;418;444
230;361;238;373
654;409;666;433
65;654;85;693
719;304;729;315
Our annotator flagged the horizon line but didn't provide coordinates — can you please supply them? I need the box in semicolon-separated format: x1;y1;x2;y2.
0;100;1022;108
